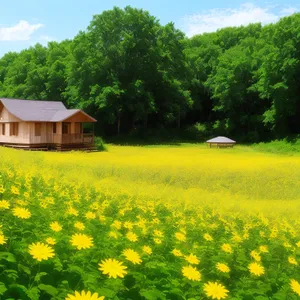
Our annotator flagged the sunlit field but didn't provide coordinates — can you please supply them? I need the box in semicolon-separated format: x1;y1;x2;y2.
1;144;300;299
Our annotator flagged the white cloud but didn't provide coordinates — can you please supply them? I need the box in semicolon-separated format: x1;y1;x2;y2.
0;20;43;41
181;3;299;37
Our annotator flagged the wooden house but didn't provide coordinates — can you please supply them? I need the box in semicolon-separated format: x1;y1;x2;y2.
0;98;97;151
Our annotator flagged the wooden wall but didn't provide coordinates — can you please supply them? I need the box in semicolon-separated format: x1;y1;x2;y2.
0;106;21;122
0;106;30;144
0;122;30;144
29;122;55;144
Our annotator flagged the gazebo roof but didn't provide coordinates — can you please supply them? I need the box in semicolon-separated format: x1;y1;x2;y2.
206;136;236;144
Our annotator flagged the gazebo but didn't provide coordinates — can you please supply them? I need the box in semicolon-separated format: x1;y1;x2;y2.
206;136;236;148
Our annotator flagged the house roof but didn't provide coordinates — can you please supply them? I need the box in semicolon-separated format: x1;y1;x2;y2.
206;136;236;144
0;98;96;122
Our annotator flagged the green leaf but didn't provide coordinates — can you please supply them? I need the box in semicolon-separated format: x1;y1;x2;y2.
18;264;31;275
97;288;116;298
27;287;40;300
140;288;166;300
0;282;7;296
0;252;16;263
34;272;48;283
38;284;58;297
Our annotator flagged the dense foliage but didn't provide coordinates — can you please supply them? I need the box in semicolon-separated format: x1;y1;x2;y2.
1;145;300;299
0;7;300;141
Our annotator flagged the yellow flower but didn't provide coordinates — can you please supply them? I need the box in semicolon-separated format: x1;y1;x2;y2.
11;186;20;195
46;237;56;245
124;221;134;230
0;235;8;245
12;207;31;219
28;242;55;262
172;249;183;257
182;265;201;281
288;257;298;265
74;222;85;231
0;185;5;194
250;250;261;262
65;290;104;300
290;279;300;296
67;207;79;217
71;234;94;250
0;200;10;209
185;254;200;265
221;244;232;254
296;241;300;248
175;232;186;242
111;220;122;230
243;232;249;240
203;282;229;299
231;234;242;243
98;258;127;278
90;202;99;210
85;211;96;220
248;262;265;276
153;238;162;244
123;249;142;264
16;200;28;206
153;229;164;238
283;242;292;248
204;233;213;241
152;218;160;224
50;221;62;232
259;245;268;253
142;246;152;255
126;231;138;242
108;231;119;239
216;263;230;273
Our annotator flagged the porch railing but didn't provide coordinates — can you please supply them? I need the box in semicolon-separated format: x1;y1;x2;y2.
53;133;94;144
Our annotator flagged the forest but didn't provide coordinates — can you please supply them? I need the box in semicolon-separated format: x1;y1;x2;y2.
0;7;299;142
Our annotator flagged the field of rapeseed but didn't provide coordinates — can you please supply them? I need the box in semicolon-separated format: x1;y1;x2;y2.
0;144;300;299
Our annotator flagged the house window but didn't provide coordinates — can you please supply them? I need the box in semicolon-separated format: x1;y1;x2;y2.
62;122;71;134
75;123;82;134
35;123;41;136
53;123;57;134
9;123;18;136
1;124;5;135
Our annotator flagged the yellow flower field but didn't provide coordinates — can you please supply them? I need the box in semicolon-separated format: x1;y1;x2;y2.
0;144;300;299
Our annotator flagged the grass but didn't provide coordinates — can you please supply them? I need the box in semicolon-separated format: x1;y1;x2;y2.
1;143;300;213
252;139;300;155
1;143;300;299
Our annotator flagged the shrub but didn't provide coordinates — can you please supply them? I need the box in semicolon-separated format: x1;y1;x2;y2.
94;137;107;151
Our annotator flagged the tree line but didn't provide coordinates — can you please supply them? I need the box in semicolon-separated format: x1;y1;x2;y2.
0;7;299;141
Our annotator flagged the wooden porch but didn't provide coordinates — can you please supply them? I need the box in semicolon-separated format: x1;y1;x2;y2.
53;133;95;145
52;133;96;151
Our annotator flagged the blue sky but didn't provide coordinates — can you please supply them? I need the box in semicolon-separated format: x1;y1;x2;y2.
0;0;299;57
